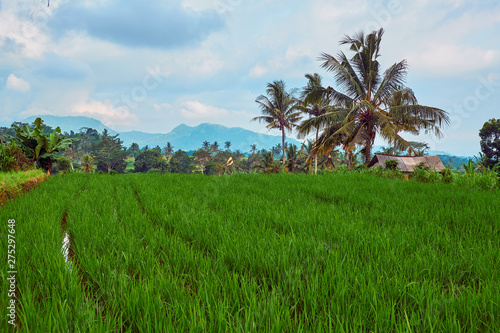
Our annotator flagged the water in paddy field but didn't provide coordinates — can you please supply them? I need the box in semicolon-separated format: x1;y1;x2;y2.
61;232;74;272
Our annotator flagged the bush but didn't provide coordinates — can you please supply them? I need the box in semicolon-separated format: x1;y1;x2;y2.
493;162;500;177
440;168;454;183
384;159;399;171
56;157;73;174
0;141;33;172
147;168;161;174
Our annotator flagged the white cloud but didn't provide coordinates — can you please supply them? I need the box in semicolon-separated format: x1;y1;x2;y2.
6;74;30;92
249;64;267;78
180;101;229;119
71;99;138;127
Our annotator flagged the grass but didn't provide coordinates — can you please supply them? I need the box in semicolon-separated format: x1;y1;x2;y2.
0;169;47;205
125;157;135;172
1;172;499;332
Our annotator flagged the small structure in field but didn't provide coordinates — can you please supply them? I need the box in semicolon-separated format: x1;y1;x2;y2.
367;153;445;172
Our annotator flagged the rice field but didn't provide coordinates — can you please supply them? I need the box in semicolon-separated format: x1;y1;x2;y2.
1;173;499;332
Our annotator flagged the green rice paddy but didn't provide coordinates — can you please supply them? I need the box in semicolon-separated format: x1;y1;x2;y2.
1;173;499;332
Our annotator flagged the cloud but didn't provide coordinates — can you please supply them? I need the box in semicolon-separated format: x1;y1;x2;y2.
180;101;229;119
6;74;30;92
48;0;225;49
71;99;138;128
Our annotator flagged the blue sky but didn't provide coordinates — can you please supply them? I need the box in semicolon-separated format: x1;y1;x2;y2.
0;0;499;155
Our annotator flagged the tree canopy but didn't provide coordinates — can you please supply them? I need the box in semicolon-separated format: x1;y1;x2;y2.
479;118;500;169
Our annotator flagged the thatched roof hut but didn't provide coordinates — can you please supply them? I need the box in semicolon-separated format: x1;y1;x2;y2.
367;153;445;172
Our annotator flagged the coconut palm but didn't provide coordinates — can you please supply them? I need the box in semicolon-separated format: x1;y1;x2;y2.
297;73;334;174
315;28;449;164
211;141;219;154
250;144;257;155
162;142;173;159
81;154;96;173
387;87;446;155
253;80;302;168
224;141;231;150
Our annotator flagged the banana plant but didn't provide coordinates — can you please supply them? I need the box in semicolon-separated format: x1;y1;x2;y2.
463;159;476;175
10;118;78;174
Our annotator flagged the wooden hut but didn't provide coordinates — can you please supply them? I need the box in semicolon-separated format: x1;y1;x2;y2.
367;153;445;172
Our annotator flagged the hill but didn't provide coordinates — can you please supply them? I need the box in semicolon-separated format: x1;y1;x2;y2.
18;115;300;152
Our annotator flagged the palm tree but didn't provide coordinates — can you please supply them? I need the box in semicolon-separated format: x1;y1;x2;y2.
286;143;300;173
163;142;173;159
81;154;95;173
250;144;257;155
224;141;231;150
297;73;333;174
315;28;449;164
257;151;280;174
253;80;302;168
211;141;219;154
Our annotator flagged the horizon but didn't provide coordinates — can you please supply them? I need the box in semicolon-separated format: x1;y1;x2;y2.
8;114;470;156
1;1;499;156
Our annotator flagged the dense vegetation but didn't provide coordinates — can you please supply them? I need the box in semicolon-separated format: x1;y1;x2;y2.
1;173;498;332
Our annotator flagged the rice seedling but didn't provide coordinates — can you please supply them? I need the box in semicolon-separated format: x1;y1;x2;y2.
1;173;498;331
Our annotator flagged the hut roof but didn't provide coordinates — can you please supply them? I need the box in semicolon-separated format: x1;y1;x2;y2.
367;153;445;172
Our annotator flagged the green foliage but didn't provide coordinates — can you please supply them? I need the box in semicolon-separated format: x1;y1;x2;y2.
0;142;17;172
463;159;476;175
10;117;77;172
134;150;166;173
493;162;500;177
253;80;302;167
94;130;127;173
440;168;454;183
0;173;498;331
412;163;439;183
384;159;399;170
256;151;281;174
169;150;193;174
56;157;73;174
479;118;500;168
81;154;96;173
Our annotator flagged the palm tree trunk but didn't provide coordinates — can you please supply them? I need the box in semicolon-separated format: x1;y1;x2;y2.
315;128;318;174
281;129;286;169
365;144;372;165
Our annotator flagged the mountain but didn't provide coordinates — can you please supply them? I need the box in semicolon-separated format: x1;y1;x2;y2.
17;115;301;152
118;123;302;152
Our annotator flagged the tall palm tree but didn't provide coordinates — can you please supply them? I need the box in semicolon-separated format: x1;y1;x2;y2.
224;141;231;150
297;73;333;174
211;141;219;154
250;144;257;155
387;87;446;155
253;80;302;168
315;28;449;164
163;142;173;159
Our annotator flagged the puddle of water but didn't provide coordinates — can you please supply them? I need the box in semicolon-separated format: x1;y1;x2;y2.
62;232;70;262
61;232;75;273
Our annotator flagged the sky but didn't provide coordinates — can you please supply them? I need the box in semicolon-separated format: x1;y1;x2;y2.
0;0;499;155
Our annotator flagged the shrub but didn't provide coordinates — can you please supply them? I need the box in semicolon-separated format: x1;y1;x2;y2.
384;159;399;171
440;168;454;183
0;141;32;172
56;157;73;174
147;168;161;174
493;162;500;177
